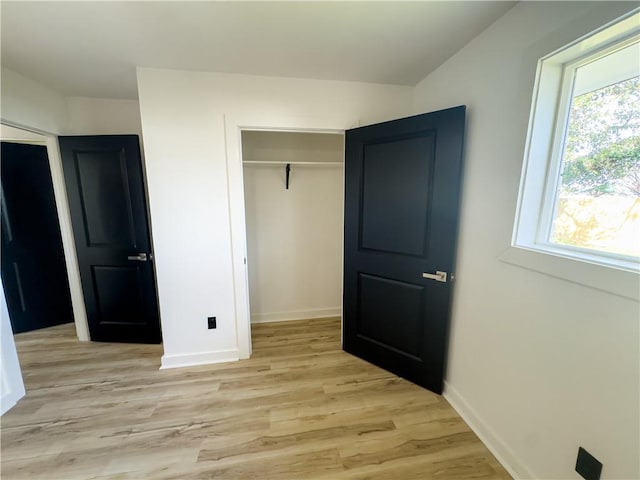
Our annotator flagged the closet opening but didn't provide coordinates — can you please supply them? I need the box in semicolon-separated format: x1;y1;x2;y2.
241;130;345;352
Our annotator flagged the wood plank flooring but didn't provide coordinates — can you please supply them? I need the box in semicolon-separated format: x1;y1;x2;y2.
1;318;511;479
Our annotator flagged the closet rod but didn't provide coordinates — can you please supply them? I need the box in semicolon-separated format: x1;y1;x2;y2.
242;160;342;166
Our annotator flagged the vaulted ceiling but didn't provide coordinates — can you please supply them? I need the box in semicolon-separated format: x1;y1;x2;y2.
1;1;515;99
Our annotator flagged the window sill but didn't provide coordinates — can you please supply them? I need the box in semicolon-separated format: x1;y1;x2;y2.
499;245;639;302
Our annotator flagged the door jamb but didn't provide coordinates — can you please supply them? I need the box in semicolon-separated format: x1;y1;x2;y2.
225;114;358;359
1;122;90;341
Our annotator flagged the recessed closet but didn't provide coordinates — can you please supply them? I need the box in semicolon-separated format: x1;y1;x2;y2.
241;131;344;327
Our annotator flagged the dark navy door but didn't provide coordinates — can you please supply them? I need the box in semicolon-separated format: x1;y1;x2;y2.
59;135;161;343
343;106;466;394
1;142;74;334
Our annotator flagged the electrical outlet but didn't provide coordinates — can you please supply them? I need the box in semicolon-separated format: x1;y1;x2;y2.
207;317;217;329
576;447;602;480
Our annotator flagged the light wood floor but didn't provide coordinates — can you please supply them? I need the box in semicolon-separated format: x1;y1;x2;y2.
1;318;511;479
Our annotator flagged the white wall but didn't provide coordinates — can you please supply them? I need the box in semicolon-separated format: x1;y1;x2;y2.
0;68;143;136
65;97;143;136
136;68;412;368
412;2;639;479
243;132;343;323
0;280;25;415
1;67;68;134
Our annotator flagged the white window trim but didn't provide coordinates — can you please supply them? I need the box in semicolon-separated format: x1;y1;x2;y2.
501;9;640;302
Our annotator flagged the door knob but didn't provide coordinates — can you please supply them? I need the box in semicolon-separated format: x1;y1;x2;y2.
422;271;447;283
127;253;148;261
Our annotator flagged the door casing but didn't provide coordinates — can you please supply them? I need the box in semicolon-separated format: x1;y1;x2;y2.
0;123;89;341
225;114;359;359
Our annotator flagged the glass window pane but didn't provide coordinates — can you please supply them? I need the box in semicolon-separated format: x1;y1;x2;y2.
550;45;640;258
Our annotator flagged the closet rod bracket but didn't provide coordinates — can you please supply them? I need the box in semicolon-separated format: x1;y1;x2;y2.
285;163;291;190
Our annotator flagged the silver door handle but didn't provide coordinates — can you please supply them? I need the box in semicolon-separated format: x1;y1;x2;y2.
422;270;447;283
127;253;148;261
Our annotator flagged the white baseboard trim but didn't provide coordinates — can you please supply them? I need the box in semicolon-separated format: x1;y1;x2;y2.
443;381;536;480
251;307;341;324
160;349;239;370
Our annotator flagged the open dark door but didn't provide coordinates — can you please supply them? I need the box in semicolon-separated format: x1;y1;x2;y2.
1;142;74;333
343;106;465;394
59;135;161;344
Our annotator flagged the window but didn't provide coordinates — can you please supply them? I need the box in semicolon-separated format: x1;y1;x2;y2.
504;10;640;300
547;41;639;260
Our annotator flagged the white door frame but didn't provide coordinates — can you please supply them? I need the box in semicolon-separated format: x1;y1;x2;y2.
1;123;90;341
224;114;357;359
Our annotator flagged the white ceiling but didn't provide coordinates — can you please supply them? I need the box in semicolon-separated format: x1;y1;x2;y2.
1;1;515;99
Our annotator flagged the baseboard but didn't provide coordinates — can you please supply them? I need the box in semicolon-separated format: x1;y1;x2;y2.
443;381;536;480
160;349;239;370
251;307;341;324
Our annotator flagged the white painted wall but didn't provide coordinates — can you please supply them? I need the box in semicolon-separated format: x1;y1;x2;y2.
65;97;143;136
411;2;639;479
0;68;143;136
243;131;343;323
0;280;25;415
136;68;412;367
1;66;68;134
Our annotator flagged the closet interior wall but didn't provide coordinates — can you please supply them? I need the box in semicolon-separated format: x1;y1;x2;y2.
242;131;344;324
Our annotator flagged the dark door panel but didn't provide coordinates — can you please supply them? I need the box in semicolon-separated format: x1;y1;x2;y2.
360;134;435;257
343;107;466;394
1;142;74;334
59;135;161;344
74;148;137;247
356;273;426;358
